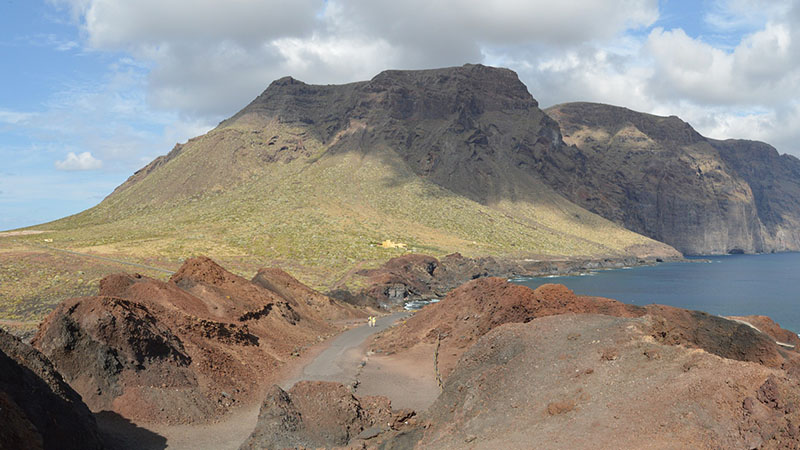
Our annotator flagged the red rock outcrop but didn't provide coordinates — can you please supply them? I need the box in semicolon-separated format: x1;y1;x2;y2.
374;278;796;378
32;256;357;424
373;278;644;377
406;315;800;449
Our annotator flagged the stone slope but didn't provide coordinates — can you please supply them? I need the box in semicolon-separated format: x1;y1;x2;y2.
239;381;414;450
31;257;357;424
414;315;800;449
545;102;800;254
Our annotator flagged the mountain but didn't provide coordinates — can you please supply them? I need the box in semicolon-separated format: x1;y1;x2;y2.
37;65;676;287
544;102;800;255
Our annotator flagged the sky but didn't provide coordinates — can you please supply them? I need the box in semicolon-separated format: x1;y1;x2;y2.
1;0;799;230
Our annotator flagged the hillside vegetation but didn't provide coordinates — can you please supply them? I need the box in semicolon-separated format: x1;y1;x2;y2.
17;65;676;294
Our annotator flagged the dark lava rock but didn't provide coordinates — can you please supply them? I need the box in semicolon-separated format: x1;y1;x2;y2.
239;381;413;450
0;328;103;450
336;252;660;308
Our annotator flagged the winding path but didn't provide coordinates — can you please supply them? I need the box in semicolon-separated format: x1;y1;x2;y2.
280;311;411;389
143;311;414;450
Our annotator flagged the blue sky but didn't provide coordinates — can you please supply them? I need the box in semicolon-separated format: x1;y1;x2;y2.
2;0;799;230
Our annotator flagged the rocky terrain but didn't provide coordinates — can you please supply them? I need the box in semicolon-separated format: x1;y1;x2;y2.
545;102;800;255
411;314;800;449
331;252;673;307
239;381;415;449
5;253;800;448
222;277;800;449
0;328;103;450
375;278;794;378
30;256;359;424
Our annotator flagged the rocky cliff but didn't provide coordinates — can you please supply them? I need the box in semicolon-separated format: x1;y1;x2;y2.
545;102;800;254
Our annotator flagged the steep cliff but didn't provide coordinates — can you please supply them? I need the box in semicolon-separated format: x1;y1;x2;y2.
545;102;800;254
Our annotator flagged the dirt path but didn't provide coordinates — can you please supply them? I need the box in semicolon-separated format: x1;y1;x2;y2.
121;311;422;450
281;310;440;411
280;311;411;388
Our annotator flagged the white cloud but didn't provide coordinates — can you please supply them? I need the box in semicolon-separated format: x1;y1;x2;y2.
50;0;660;119
55;151;103;170
42;0;800;157
0;110;33;124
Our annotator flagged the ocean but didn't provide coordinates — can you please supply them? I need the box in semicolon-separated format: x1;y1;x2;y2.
511;252;800;333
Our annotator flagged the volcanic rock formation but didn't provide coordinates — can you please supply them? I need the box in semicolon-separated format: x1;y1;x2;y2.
373;278;796;379
239;381;414;449
31;256;357;424
410;315;800;449
333;252;663;307
366;280;800;448
0;328;103;450
545;102;800;254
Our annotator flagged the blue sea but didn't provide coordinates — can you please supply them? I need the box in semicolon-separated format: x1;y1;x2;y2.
511;252;800;333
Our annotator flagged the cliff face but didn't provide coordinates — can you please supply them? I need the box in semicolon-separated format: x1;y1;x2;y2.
227;64;574;204
545;102;800;255
712;139;800;252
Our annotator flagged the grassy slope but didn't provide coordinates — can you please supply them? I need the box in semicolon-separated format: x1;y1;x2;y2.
23;121;669;293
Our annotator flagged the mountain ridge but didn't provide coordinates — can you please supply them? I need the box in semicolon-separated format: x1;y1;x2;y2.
34;64;677;289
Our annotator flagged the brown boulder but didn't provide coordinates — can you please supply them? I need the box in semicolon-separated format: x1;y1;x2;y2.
239;381;413;449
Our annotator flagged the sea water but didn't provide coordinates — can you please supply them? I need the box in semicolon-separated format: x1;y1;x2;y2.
511;252;800;333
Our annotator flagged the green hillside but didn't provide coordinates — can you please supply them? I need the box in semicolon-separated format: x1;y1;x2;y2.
24;65;678;290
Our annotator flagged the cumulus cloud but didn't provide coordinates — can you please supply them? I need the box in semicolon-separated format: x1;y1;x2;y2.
646;21;800;106
55;151;103;170
46;0;800;156
52;0;659;118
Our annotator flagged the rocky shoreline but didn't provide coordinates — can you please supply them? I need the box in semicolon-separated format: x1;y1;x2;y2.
328;252;686;309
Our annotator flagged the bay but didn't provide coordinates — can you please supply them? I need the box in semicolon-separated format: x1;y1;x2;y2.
511;252;800;333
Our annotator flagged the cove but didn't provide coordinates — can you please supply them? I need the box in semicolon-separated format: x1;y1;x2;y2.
511;252;800;333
